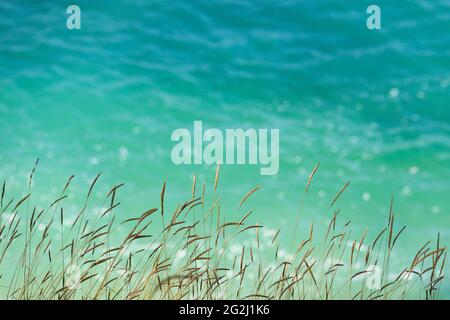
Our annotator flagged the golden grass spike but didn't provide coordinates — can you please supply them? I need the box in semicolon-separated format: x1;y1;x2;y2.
12;194;31;213
365;247;371;265
410;241;431;269
139;208;158;222
201;182;206;209
100;202;121;218
392;225;406;248
2;198;14;213
372;227;387;250
107;183;125;198
351;270;371;280
388;199;395;249
86;173;101;202
309;222;314;240
214;162;220;192
358;228;368;252
305;163;320;193
1;180;5;210
330;179;351;207
237;210;252;227
192;173;196;198
239;185;261;209
350;240;356;266
160;181;166;217
62;175;75;194
28;157;39;189
49;195;67;208
239;225;263;234
272;229;280;246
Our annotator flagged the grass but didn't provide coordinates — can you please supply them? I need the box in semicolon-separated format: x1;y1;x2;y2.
0;159;446;300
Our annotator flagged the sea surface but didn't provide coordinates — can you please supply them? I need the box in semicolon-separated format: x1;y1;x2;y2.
0;0;449;296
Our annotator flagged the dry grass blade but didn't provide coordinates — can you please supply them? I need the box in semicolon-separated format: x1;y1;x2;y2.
1;180;5;209
214;162;220;192
62;175;75;194
50;195;67;208
192;174;196;198
239;185;261;209
305;163;320;193
160;181;166;217
12;194;31;212
86;173;101;202
28;158;39;189
351;270;371;280
330;179;350;207
392;225;406;248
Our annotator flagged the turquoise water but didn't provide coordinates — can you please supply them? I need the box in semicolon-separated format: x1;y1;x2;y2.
0;0;449;296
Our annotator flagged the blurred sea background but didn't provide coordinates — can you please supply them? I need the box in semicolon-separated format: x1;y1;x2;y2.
0;1;449;296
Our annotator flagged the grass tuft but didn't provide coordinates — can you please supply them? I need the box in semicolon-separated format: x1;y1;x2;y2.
0;162;446;300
